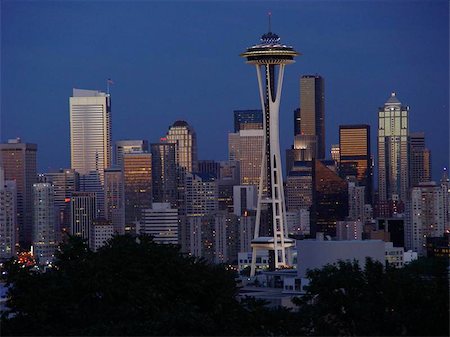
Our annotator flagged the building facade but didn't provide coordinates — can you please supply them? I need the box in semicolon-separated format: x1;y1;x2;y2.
378;92;409;202
299;75;325;159
0;138;37;247
141;203;178;245
70;88;111;183
104;167;125;234
32;183;56;264
0;169;17;260
123;152;152;229
228;129;264;186
71;192;97;242
339;124;372;204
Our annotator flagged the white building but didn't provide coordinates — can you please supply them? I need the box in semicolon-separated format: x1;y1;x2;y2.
70;88;111;184
89;219;114;251
297;239;385;278
141;203;178;245
336;220;363;241
384;242;404;268
407;182;446;255
233;185;257;216
32;183;57;265
0;168;17;260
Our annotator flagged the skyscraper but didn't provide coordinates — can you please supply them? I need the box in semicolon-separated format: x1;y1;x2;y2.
233;109;263;131
241;23;298;275
44;169;79;241
70;88;112;183
165;121;197;173
407;182;446;256
339;124;372;204
0;138;37;247
409;132;432;187
312;160;348;237
123;152;152;229
71;192;97;241
228;129;264;186
151;143;177;207
115;140;149;167
104;167;125;234
378;92;409;202
299;75;325;159
141;203;178;245
32;183;56;265
0;168;17;259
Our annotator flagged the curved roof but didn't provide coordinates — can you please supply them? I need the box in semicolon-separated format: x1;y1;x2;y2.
172;120;189;127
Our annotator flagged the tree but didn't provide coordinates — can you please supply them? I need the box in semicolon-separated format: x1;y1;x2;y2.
1;235;249;336
293;257;449;336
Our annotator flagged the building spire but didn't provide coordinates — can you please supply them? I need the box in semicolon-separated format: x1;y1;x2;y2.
268;11;272;32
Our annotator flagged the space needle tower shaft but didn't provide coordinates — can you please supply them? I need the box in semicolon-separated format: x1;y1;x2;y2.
240;15;300;276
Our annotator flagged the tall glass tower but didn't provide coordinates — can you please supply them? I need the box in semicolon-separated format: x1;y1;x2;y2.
378;92;409;203
241;20;299;276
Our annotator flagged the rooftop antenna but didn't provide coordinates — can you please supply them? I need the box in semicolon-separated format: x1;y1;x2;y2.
268;11;272;32
106;78;114;94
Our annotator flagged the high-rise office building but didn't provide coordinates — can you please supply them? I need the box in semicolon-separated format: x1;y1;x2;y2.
299;75;325;159
71;192;97;242
233;109;263;131
228;129;264;186
79;170;104;218
285;161;313;212
331;144;340;163
104;167;125;234
217;160;240;212
70;88;112;183
409;132;431;187
339;124;372;204
44;169;79;241
378;92;409;202
286;135;317;175
165;120;197;173
233;185;257;216
123;152;152;229
141;203;178;245
0;138;37;247
407;182;446;256
348;181;365;222
197;160;221;178
0;168;17;259
151;143;177;207
115;140;149;167
32;183;56;265
89;218;114;251
312;160;348;237
185;172;218;216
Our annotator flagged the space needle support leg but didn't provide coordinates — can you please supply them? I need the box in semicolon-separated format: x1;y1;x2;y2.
250;64;268;278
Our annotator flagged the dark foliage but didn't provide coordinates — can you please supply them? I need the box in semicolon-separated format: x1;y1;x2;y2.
1;236;448;336
294;257;449;336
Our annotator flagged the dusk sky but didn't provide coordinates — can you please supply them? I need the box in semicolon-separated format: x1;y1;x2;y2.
2;0;448;180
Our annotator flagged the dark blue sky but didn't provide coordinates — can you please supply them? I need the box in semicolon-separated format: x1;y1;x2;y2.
2;0;448;180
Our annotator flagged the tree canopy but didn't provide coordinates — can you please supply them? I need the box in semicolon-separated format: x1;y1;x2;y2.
1;235;448;336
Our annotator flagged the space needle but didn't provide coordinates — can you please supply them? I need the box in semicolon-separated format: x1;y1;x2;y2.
240;14;300;276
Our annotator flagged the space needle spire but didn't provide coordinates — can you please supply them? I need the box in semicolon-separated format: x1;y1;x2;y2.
240;16;300;276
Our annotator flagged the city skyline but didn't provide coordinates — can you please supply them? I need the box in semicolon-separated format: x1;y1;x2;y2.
1;1;448;180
